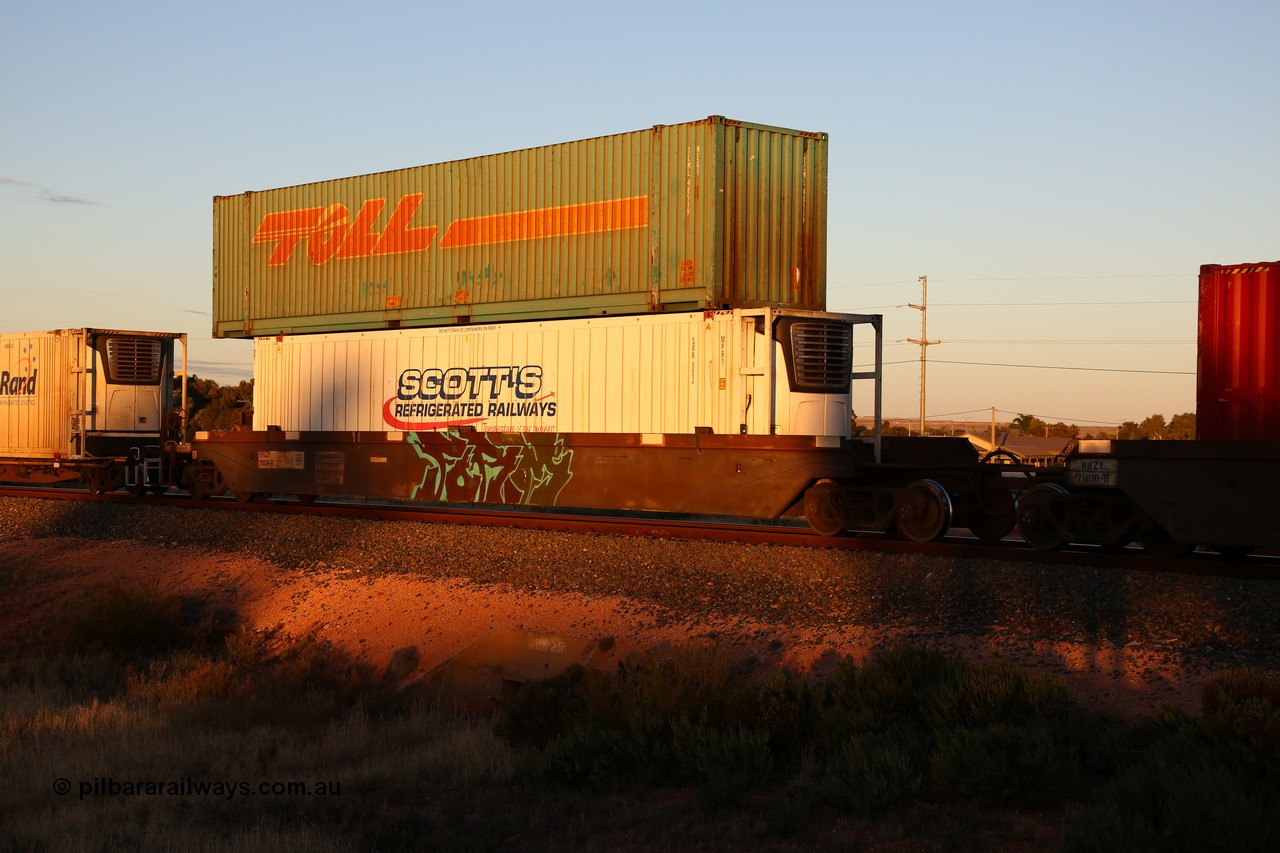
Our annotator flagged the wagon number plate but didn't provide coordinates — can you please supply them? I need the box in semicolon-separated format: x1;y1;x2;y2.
258;450;305;470
1069;458;1118;487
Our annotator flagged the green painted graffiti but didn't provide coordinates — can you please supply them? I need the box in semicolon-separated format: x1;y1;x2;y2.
406;430;574;505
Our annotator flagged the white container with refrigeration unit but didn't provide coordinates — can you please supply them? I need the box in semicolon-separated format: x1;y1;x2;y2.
250;308;878;439
0;328;187;488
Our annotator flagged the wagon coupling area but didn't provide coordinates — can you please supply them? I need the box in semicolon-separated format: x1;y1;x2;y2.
1013;440;1280;558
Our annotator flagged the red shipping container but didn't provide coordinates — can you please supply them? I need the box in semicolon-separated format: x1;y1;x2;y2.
1198;261;1280;440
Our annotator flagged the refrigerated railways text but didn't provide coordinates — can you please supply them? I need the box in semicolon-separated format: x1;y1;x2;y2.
390;400;557;419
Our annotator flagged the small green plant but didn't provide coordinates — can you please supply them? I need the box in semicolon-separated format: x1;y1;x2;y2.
1201;668;1280;754
822;725;926;815
1062;711;1280;852
55;582;212;657
501;646;774;798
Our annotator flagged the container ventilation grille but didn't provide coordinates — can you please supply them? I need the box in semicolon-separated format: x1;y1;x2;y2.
790;323;852;392
106;338;163;383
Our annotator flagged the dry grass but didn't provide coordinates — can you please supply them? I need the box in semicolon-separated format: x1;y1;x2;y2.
1;583;518;851
4;577;1278;851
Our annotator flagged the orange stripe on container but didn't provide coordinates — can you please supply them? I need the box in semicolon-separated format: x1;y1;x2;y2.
439;196;648;249
253;208;326;241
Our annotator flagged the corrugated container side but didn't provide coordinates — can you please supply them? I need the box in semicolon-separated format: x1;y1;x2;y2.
719;120;827;309
1197;261;1280;440
251;310;854;437
214;117;827;338
1;330;77;458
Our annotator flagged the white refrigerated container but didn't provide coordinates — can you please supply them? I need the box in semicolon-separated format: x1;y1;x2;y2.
252;309;871;438
1;329;183;470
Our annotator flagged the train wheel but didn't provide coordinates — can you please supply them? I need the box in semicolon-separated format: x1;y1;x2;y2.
967;489;1017;543
233;490;260;503
803;481;847;537
101;464;124;495
83;468;107;495
897;479;953;543
1136;523;1191;559
185;460;225;501
1017;484;1067;550
1211;543;1253;560
296;494;319;504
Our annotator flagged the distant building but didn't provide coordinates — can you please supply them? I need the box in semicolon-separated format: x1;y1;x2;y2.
963;432;1074;467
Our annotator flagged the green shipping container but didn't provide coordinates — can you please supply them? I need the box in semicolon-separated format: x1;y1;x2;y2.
212;116;827;338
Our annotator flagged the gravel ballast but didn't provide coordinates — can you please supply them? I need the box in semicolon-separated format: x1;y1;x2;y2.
3;496;1278;718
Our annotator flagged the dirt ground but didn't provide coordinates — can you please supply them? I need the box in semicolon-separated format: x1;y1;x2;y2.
0;535;1215;721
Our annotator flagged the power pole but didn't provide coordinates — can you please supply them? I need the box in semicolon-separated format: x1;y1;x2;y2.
907;275;940;436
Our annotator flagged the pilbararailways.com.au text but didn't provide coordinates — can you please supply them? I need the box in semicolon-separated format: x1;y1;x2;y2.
54;777;341;801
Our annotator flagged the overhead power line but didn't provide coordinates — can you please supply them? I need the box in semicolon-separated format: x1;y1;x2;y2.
835;273;1192;290
927;273;1190;283
851;299;1195;311
854;359;1192;376
929;359;1192;376
941;338;1193;344
930;300;1196;307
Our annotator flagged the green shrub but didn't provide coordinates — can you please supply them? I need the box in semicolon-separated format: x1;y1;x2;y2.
808;645;956;753
1201;668;1280;754
762;780;816;838
502;647;778;794
822;725;926;815
676;724;773;809
55;583;212;657
924;657;1074;729
524;725;639;788
756;668;818;764
851;642;958;724
492;663;594;749
932;719;1084;808
1062;721;1280;852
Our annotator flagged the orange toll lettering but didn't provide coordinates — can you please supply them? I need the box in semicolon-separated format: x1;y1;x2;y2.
253;194;645;266
372;194;437;257
335;198;387;259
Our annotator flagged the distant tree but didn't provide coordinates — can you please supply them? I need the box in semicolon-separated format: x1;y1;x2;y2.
1118;421;1143;440
1139;413;1168;440
175;376;254;440
1046;422;1079;439
1010;413;1047;436
1167;412;1196;440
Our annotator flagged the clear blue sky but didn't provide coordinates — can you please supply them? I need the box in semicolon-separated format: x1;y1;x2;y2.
3;1;1276;425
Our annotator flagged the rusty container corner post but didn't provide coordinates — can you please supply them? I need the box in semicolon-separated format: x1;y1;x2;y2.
212;116;828;338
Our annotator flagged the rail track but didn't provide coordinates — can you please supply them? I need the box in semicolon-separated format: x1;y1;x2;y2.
2;485;1275;580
